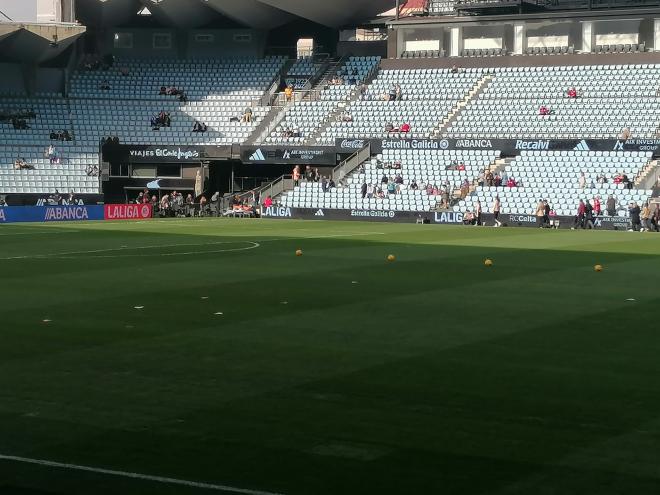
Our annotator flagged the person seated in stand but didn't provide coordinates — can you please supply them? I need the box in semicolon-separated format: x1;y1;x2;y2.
242;107;253;123
62;129;72;141
395;84;402;101
567;87;578;98
178;91;188;103
507;177;518;188
192;121;208;133
451;64;459;74
399;122;411;133
99;80;110;90
388;85;397;101
292;128;301;138
387;181;396;195
164;112;171;127
410;179;418;190
341;112;353;122
159;86;167;95
539;105;551;116
151;115;159;130
494;173;502;187
457;162;466;171
385;122;397;133
619;127;631;141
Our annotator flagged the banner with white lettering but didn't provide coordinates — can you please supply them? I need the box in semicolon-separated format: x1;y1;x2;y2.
240;146;337;165
0;206;104;223
104;204;152;221
335;138;660;156
102;144;231;163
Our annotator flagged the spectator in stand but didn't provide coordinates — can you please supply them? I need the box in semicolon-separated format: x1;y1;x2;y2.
593;196;602;216
619;127;631;141
99;80;110;91
292;165;301;187
578;172;586;189
535;199;545;228
385;122;396;132
493;196;502;227
321;176;328;193
192;121;208;133
136;192;144;204
629;202;641;231
606;195;616;216
381;174;388;184
567;87;578;98
304;165;313;181
394;174;404;185
451;65;459;74
494;174;502;187
388;85;397;101
366;183;374;198
463;210;475;226
361;182;368;199
539;105;551;116
387;181;396;195
395;84;402;101
242;107;253;123
506;177;517;188
457;162;466;171
263;196;273;208
485;169;494;187
284;85;293;102
400;122;411;133
313;168;320;182
410;179;418;190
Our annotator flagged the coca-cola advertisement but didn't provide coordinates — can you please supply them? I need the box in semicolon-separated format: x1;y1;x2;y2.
104;204;153;221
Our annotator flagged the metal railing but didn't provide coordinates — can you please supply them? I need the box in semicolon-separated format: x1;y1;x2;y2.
333;144;371;183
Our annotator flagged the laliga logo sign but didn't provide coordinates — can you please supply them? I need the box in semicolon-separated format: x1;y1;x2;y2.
262;206;291;218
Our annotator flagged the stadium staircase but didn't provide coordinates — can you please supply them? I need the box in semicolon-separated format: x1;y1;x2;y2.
634;158;660;189
434;73;493;137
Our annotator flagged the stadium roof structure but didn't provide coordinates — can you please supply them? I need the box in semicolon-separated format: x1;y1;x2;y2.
0;23;85;62
75;0;397;29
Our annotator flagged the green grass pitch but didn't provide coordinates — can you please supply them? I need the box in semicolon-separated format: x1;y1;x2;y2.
1;218;660;494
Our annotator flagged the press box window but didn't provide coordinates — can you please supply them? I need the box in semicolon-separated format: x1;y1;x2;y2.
113;33;133;49
110;163;129;177
233;33;252;43
153;33;172;49
195;34;214;43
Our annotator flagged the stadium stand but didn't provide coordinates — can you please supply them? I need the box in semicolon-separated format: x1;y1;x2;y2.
317;68;484;144
266;56;380;144
0;57;286;194
455;150;654;217
279;149;501;211
70;57;285;147
446;64;660;139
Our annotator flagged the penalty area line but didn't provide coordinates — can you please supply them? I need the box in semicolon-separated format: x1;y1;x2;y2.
0;454;286;495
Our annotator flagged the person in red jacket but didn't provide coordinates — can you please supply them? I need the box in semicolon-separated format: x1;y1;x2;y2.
567;87;577;98
263;196;273;208
593;196;601;216
539;105;550;116
400;122;411;133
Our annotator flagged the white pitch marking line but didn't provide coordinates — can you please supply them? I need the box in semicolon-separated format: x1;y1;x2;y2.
0;454;285;495
0;231;386;260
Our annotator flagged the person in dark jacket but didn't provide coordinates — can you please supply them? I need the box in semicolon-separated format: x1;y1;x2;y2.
584;200;595;229
629;202;641;231
606;195;616;216
361;182;367;199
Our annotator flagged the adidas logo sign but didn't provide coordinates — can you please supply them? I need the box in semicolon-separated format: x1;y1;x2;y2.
249;149;265;161
574;140;590;151
314;209;325;217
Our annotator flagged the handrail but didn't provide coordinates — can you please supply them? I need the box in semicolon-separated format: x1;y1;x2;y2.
333;144;371;183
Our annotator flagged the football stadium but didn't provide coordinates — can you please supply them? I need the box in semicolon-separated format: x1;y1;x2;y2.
2;0;660;493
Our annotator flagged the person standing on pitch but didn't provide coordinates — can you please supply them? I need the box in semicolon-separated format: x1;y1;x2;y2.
493;196;502;227
535;199;545;228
